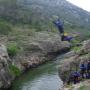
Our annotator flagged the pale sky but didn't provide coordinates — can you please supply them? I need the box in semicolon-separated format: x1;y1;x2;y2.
66;0;90;12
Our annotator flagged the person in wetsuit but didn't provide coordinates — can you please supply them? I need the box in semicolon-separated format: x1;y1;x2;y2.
53;19;73;42
80;61;87;78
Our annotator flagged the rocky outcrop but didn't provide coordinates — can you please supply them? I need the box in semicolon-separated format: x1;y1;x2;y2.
64;80;90;90
58;39;90;89
0;32;71;89
0;44;12;88
12;32;71;72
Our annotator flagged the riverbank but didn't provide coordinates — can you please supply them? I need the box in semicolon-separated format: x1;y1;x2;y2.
64;80;90;90
59;39;90;90
0;31;70;89
9;55;64;90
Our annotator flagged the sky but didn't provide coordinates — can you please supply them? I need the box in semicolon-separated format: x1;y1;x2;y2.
66;0;90;12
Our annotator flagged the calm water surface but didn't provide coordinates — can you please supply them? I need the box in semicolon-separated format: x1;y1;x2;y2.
10;55;63;90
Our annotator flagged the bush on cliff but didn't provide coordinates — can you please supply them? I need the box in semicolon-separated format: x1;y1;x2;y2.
9;64;21;77
7;43;20;57
72;46;81;52
79;85;87;90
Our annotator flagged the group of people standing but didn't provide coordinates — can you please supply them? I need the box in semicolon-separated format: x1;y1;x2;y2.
80;60;90;79
67;60;90;85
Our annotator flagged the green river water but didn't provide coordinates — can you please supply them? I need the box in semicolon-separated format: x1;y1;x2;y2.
10;55;63;90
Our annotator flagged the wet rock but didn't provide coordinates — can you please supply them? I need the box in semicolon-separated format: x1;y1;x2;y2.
64;80;90;90
59;56;79;83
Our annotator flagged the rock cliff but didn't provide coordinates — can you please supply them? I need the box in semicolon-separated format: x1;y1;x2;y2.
0;32;70;89
59;39;90;90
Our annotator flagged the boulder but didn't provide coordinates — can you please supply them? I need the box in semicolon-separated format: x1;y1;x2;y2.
17;33;71;71
82;40;90;53
0;44;12;88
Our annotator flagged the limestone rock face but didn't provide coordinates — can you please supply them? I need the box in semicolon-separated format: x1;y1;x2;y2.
13;33;71;72
82;40;90;53
59;39;90;83
0;33;71;89
0;44;12;88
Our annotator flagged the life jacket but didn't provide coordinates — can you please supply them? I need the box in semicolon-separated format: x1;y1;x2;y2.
54;19;64;33
72;71;80;77
54;19;63;27
64;32;68;36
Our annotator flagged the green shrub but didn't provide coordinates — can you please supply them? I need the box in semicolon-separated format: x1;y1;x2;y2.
7;43;20;57
0;21;12;35
79;85;87;90
9;64;21;77
71;39;80;45
71;46;81;52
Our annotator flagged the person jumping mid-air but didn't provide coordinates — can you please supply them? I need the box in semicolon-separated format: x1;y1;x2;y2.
53;18;73;42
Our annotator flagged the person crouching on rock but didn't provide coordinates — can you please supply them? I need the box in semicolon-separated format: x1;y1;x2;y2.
80;61;87;79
